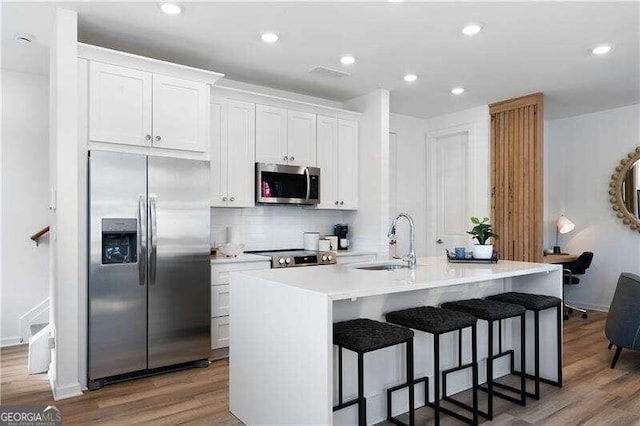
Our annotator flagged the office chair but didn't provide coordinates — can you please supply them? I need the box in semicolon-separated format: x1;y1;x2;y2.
562;252;594;320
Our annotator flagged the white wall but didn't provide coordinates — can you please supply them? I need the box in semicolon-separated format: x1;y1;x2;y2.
0;70;50;346
390;106;490;257
211;207;354;251
345;90;391;256
546;104;640;311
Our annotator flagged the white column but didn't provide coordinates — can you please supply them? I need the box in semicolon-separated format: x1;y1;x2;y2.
49;7;82;400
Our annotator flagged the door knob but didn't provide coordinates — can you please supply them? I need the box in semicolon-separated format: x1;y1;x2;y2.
222;197;228;202
155;136;162;142
340;201;344;205
145;134;152;141
230;197;235;202
335;201;339;205
283;156;288;161
436;239;443;244
290;156;295;161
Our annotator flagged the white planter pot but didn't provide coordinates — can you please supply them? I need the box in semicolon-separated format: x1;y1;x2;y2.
473;244;493;259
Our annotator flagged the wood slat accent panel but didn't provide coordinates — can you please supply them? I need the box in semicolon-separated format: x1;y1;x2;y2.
490;93;543;262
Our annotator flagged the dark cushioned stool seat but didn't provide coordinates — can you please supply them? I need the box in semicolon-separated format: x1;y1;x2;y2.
385;306;477;334
441;298;525;321
486;292;561;311
333;318;414;353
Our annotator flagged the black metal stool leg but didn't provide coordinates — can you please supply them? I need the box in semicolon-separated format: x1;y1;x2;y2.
487;320;494;420
434;334;440;425
407;338;415;426
520;313;527;405
534;310;540;400
472;324;479;425
358;352;366;426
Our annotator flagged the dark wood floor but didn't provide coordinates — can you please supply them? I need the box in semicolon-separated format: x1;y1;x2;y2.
2;312;639;425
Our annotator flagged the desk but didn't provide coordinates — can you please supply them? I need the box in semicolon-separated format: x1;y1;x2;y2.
543;253;579;264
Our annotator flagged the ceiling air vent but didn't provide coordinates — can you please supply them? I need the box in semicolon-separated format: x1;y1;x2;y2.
308;66;350;79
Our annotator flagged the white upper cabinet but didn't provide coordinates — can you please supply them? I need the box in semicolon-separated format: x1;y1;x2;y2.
255;104;317;166
287;111;317;166
337;119;358;209
316;116;338;209
89;62;152;147
210;97;255;208
152;74;208;152
88;61;209;153
316;116;358;210
255;105;287;164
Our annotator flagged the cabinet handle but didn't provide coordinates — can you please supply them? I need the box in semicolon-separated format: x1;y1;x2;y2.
155;135;162;142
340;201;344;205
222;197;228;202
230;197;235;202
290;156;295;161
283;156;289;161
145;134;152;141
335;201;339;205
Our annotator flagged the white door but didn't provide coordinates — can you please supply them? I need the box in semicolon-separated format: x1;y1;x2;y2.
337;119;358;209
316;115;338;209
152;74;208;152
287;111;317;166
210;97;228;207
428;129;470;255
255;105;287;164
89;62;152;146
226;100;255;208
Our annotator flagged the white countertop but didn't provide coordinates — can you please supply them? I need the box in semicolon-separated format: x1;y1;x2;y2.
236;256;561;300
211;253;270;265
333;250;377;257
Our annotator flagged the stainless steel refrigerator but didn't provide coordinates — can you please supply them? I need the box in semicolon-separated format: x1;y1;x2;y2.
88;150;210;389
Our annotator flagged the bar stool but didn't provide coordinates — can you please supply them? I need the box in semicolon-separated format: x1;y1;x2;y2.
333;318;416;426
485;292;563;399
441;299;527;420
385;306;479;425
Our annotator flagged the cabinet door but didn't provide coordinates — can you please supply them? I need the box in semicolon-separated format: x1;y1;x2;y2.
211;285;230;317
211;317;230;349
226;100;256;208
89;62;152;146
152;74;208;152
316;115;338;209
337;119;359;210
210;97;228;207
255;105;287;164
287;111;317;166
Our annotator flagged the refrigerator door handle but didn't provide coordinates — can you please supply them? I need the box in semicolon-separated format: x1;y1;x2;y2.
138;195;147;286
149;195;158;286
304;167;311;200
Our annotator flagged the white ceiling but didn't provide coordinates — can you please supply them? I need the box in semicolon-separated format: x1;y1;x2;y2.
2;1;639;119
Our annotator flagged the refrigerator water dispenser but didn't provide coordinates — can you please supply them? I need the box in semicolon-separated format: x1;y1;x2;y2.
101;218;137;264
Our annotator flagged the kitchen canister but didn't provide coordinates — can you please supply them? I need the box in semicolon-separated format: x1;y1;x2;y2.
318;239;331;251
303;232;320;251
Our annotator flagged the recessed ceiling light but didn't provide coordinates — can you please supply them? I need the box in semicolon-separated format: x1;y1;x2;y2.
340;55;356;65
403;74;418;83
592;44;612;55
462;23;483;36
159;3;182;15
261;32;279;43
451;87;465;95
14;33;35;43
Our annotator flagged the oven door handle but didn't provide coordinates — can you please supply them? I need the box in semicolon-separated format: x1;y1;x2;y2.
304;167;310;200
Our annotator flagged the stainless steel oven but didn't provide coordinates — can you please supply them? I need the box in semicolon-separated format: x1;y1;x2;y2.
256;163;320;205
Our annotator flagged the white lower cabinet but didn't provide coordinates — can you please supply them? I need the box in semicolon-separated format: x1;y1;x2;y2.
210;259;270;357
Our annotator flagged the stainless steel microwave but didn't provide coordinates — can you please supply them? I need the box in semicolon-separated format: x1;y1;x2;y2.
256;163;320;205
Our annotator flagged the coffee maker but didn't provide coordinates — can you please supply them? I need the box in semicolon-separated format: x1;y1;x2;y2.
334;224;349;251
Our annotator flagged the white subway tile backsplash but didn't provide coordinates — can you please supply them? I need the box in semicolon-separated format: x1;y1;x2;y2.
211;206;356;251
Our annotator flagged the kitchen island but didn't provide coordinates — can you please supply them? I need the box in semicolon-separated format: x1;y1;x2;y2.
229;256;562;425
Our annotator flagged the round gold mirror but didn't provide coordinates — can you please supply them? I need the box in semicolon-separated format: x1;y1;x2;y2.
609;146;640;232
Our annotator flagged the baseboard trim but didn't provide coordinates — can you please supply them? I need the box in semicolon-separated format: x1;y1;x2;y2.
49;377;83;401
0;337;24;347
565;300;609;312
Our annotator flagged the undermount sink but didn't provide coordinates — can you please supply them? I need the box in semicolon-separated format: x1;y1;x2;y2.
356;263;410;271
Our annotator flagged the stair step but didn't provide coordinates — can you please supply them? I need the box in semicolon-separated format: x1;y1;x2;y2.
30;323;48;336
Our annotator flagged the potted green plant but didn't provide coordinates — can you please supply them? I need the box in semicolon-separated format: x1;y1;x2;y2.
467;217;498;259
